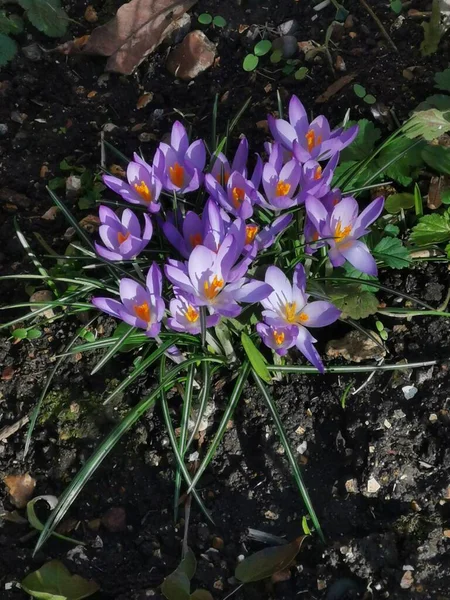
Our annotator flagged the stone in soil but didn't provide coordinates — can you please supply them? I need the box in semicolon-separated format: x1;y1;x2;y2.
272;36;298;59
326;330;386;362
166;31;216;80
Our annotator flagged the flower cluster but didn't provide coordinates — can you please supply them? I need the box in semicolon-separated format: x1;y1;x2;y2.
93;95;385;372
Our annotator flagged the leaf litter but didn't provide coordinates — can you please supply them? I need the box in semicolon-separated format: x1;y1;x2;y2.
56;0;197;75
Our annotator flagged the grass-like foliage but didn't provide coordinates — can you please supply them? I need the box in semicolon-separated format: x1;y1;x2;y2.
2;94;450;553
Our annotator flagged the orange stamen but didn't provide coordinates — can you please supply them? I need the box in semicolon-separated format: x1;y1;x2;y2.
134;181;152;203
169;162;185;188
216;171;230;186
185;305;199;323
273;330;285;346
312;231;320;242
314;166;322;180
203;275;224;300
117;231;130;245
276;180;291;197
305;129;323;153
335;219;352;243
190;233;202;248
245;225;259;245
134;301;150;323
232;187;245;209
285;301;309;324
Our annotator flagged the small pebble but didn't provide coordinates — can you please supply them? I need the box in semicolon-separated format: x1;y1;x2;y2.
402;385;418;399
272;35;298;58
429;413;438;422
278;19;299;36
400;570;414;589
367;476;381;494
0;124;8;136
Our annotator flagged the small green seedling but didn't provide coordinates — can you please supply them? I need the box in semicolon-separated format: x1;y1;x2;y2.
21;559;98;600
353;84;376;105
390;0;403;13
375;320;388;341
244;40;308;81
12;327;42;341
197;13;227;28
161;547;213;600
235;536;306;584
243;39;272;72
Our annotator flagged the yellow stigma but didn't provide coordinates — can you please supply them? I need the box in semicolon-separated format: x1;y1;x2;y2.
284;302;309;324
134;301;150;323
203;275;224;300
185;305;199;323
273;330;285;346
305;129;322;153
276;180;291;197
134;180;152;203
117;231;130;245
245;225;259;245
232;186;245;209
335;219;352;243
190;233;202;248
169;162;185;188
314;166;322;180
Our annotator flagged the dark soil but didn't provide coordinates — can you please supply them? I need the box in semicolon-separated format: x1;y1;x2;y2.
1;1;450;599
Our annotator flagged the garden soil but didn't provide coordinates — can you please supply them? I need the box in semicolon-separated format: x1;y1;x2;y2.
1;1;449;599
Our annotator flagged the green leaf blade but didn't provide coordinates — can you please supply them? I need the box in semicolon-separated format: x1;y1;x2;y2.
241;333;271;383
373;237;411;269
0;32;17;66
235;537;305;583
19;0;68;37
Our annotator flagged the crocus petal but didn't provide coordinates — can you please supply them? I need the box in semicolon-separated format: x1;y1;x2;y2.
289;95;307;133
305;195;329;234
268;115;297;150
121;209;141;238
265;266;292;303
232;137;249;173
95;243;123;262
186;139;206;172
293;264;306;294
338;240;378;276
231;280;273;303
99;205;120;227
92;297;122;318
292;140;311;164
188;245;217;290
301;301;341;327
295;326;324;373
146;262;163;297
352;196;384;237
141;213;153;243
103;174;130;196
330;196;359;233
328;246;346;268
171;121;189;155
250;154;263;189
163;221;189;258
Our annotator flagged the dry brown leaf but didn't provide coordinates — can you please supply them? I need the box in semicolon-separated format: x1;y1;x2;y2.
428;175;450;209
1;366;15;381
315;74;356;103
136;92;154;109
3;473;36;508
109;164;126;177
238;24;249;33
84;5;98;23
55;0;197;75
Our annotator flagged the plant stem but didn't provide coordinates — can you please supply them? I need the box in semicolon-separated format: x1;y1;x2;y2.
358;0;398;52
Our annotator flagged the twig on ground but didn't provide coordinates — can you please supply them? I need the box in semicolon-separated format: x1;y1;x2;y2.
358;0;398;52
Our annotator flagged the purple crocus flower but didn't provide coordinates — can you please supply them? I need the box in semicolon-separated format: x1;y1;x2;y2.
154;121;206;193
305;195;384;275
256;323;298;356
303;190;342;255
167;294;220;334
95;205;153;261
268;95;358;162
258;156;302;211
205;170;256;219
92;263;165;338
300;153;340;200
260;264;340;371
165;234;272;318
103;154;162;213
210;137;249;186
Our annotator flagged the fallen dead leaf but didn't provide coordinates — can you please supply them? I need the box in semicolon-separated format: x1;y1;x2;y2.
109;164;126;177
264;83;272;93
136;92;154;109
315;74;356;103
1;366;15;381
238;24;249;33
79;214;100;233
87;90;98;99
55;0;198;75
3;473;36;508
0;416;30;442
84;5;98;23
256;120;269;132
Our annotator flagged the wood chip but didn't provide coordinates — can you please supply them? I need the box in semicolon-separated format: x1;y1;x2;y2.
3;473;36;508
136;92;154;109
315;74;356;103
0;416;29;442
